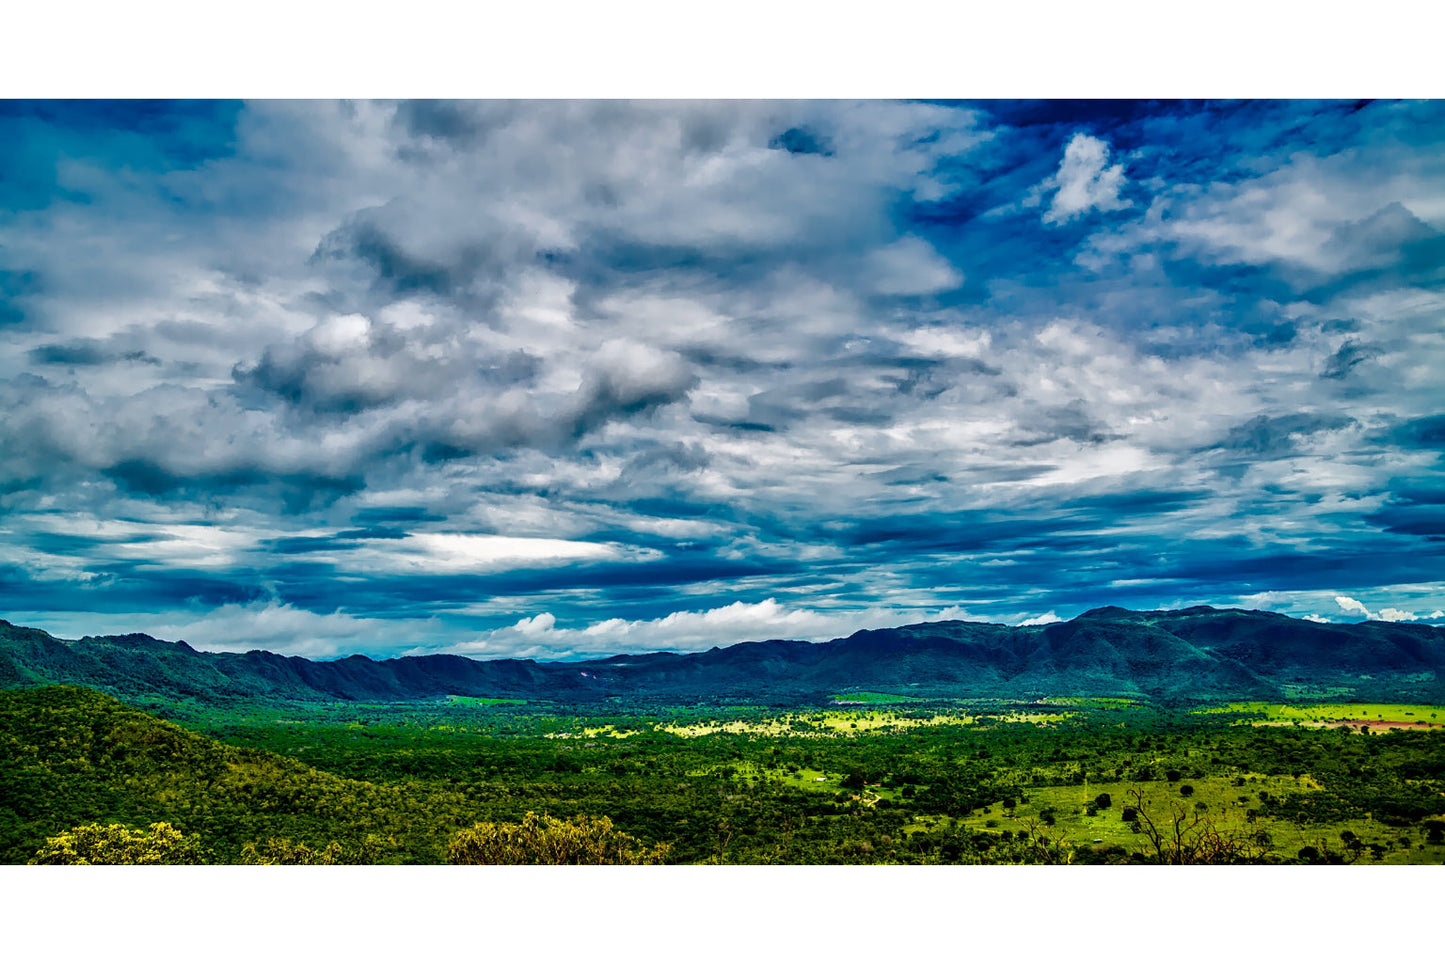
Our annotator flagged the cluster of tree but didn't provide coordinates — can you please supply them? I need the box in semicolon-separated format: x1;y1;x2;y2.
31;822;207;865
448;812;669;865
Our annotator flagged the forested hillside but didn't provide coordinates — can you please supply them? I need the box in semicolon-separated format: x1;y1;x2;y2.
0;686;474;862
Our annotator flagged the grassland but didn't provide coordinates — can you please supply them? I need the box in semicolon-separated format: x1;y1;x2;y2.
445;695;528;706
1197;702;1444;728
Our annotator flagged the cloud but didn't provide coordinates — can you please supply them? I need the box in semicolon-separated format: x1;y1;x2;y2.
1019;611;1062;626
1334;596;1435;623
1041;133;1131;225
1334;596;1372;618
140;600;431;659
2;100;1444;659
863;236;963;296
342;532;636;575
435;598;973;660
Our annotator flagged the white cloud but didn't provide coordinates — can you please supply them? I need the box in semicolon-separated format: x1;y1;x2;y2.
1335;595;1373;618
863;236;963;296
134;601;429;659
341;533;635;575
433;598;958;660
1042;133;1131;225
1019;611;1062;626
1335;598;1429;622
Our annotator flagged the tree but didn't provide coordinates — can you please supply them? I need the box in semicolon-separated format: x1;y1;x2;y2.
31;822;207;865
1124;789;1270;865
237;836;389;865
1094;792;1112;809
447;812;670;865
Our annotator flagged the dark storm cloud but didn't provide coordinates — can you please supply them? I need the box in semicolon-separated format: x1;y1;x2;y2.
30;339;160;367
1386;415;1445;450
769;127;833;156
1321;340;1384;380
1218;413;1358;457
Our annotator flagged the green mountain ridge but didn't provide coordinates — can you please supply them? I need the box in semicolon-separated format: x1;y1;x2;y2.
3;605;1443;705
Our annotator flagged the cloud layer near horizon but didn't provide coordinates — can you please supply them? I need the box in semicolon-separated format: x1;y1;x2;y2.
3;100;1444;658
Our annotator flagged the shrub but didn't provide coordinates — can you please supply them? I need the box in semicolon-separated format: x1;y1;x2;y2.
448;812;669;865
31;822;207;865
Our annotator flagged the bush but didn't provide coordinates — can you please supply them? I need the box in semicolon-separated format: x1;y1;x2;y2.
448;812;669;865
32;822;207;865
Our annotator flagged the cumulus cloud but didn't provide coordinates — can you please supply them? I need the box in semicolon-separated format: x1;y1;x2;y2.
863;236;963;296
434;598;973;660
1041;133;1131;225
1334;597;1436;623
135;601;431;659
1335;596;1372;618
1019;612;1062;626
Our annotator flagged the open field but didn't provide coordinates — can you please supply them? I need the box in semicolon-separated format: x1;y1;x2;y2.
1198;702;1445;730
445;695;528;707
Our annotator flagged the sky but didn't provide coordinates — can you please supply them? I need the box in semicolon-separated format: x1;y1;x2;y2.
2;98;1444;660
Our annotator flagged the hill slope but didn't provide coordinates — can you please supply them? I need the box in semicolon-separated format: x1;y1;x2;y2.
3;606;1443;705
0;685;472;862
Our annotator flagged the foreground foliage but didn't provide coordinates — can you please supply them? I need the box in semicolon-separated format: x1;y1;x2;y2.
32;821;207;865
448;812;669;865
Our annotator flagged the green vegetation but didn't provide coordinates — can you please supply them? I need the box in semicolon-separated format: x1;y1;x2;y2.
448;812;669;865
831;692;922;704
32;822;207;865
2;685;1442;864
446;695;528;707
1196;702;1444;727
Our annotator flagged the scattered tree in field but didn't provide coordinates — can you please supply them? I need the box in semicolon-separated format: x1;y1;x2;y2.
31;822;207;865
1125;789;1269;865
1094;793;1112;809
447;812;669;865
1179;784;1194;797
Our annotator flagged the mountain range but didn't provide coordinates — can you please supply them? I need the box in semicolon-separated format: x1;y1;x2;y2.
3;606;1443;705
